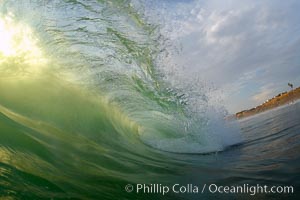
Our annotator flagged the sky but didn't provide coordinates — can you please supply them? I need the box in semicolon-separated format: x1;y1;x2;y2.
140;0;300;113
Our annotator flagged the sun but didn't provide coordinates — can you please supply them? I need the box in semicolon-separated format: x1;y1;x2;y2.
0;17;15;56
0;14;47;73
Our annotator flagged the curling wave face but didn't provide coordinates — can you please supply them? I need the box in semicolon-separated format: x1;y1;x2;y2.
0;0;241;199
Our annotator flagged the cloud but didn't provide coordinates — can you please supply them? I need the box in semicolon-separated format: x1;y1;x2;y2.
141;0;300;112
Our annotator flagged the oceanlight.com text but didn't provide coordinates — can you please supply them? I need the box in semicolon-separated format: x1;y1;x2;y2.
125;183;294;196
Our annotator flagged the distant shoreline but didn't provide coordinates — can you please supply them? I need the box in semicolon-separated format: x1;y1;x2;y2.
236;87;300;119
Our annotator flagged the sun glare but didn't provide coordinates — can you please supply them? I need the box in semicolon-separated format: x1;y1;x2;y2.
0;14;47;73
0;17;15;56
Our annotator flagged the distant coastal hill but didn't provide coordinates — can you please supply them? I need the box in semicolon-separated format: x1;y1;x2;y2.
236;87;300;119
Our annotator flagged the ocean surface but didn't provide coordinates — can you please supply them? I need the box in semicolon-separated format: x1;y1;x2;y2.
0;1;299;199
